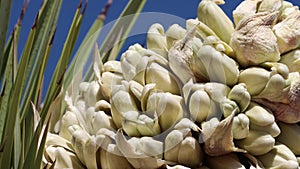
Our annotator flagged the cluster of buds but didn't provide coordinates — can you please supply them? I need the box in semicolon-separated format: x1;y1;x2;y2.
43;0;300;168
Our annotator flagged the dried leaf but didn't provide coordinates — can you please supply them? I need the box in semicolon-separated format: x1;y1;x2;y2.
202;110;245;156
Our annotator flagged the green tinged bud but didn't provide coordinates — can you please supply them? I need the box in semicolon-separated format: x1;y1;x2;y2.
101;71;124;99
186;19;217;41
250;122;281;137
273;11;300;54
177;136;203;167
253;74;286;101
232;0;260;26
70;126;99;169
85;107;115;135
245;102;275;126
84;81;101;107
183;80;220;122
164;130;184;163
165;126;203;168
203;82;230;102
122;111;142;137
147;92;184;131
142;58;180;94
278;1;298;21
120;44;146;81
257;144;298;169
280;49;300;72
198;0;234;44
147;23;168;57
189;90;214;123
228;83;251;112
220;98;239;118
257;0;282;13
103;60;123;73
235;130;275;155
232;113;250;139
238;67;271;96
110;82;139;128
277;122;300;155
191;45;239;86
59;111;79;140
122;111;161;137
137;114;161;136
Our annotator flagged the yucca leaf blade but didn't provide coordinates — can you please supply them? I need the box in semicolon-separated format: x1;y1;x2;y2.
0;36;13;146
100;0;146;62
22;107;50;169
0;37;14;168
19;0;62;122
63;10;106;91
0;0;13;79
33;113;51;169
14;112;21;169
0;22;23;169
83;0;146;82
41;1;85;121
18;2;62;168
0;0;62;168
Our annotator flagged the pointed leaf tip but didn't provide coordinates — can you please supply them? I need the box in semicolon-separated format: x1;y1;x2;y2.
17;1;29;26
81;1;88;15
100;0;113;19
0;81;6;97
32;12;39;29
78;0;83;9
57;68;67;85
49;28;56;45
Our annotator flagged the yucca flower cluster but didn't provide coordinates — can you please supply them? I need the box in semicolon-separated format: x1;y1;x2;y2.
42;0;300;168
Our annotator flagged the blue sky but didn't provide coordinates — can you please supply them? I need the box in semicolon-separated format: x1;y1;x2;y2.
7;0;300;98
